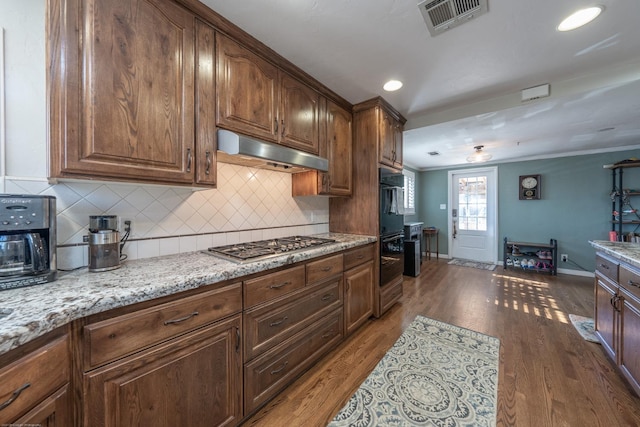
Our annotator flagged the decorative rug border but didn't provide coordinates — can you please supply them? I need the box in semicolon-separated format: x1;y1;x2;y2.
329;315;500;427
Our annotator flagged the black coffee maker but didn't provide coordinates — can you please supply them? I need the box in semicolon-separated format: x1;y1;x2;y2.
0;195;57;291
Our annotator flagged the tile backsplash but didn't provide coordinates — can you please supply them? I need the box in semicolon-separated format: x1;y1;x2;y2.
4;163;329;269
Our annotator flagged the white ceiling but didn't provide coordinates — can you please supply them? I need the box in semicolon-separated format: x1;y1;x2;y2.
199;0;640;170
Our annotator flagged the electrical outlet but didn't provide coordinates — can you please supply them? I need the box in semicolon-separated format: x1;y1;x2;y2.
561;254;568;262
119;218;133;233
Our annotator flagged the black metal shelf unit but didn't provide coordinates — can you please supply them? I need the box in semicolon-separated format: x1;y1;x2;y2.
606;161;640;242
503;237;557;275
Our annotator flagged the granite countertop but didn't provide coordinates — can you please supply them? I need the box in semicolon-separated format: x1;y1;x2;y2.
590;240;640;270
0;233;375;355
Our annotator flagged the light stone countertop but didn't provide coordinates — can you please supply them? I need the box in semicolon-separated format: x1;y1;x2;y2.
0;233;376;356
589;240;640;270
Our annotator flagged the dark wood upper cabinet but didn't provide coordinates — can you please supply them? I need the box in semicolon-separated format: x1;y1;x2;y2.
216;33;321;155
194;19;217;186
291;99;352;197
215;33;279;143
279;72;321;154
49;0;203;185
378;108;404;171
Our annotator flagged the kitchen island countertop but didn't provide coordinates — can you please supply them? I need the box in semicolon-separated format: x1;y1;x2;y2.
590;240;640;269
0;233;375;355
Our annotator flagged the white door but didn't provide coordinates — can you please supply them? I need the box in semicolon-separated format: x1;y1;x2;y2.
448;167;498;263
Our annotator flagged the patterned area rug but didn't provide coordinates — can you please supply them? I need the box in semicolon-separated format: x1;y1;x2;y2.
328;316;500;427
569;314;600;343
448;258;497;271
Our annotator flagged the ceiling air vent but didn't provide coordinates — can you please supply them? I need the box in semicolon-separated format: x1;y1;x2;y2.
418;0;488;36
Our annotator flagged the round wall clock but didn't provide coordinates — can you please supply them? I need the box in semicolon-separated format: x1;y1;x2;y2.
519;174;541;200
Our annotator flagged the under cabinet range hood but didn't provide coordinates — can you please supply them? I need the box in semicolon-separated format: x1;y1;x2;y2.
216;129;328;173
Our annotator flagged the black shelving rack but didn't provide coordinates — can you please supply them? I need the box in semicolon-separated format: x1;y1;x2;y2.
503;237;557;275
606;161;640;242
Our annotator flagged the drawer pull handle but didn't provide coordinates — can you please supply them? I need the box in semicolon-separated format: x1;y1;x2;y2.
321;294;333;301
205;151;212;176
270;361;288;375
0;383;30;411
628;280;640;288
270;316;288;327
164;311;199;325
357;255;364;259
321;266;332;272
186;148;192;173
321;332;333;339
600;263;610;270
269;281;291;289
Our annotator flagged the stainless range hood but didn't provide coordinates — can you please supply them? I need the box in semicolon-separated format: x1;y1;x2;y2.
217;129;328;173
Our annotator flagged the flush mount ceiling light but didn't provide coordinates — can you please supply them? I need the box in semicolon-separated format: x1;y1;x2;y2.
466;145;492;163
383;80;403;91
557;6;603;31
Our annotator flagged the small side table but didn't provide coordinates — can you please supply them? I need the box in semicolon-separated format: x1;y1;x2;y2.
423;228;439;260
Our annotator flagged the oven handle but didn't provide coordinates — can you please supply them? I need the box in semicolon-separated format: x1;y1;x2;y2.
382;234;404;243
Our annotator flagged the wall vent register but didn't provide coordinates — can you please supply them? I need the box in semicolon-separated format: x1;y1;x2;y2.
204;236;336;263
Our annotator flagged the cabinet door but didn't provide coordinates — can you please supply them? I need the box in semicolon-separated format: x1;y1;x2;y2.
621;290;640;393
11;385;71;427
325;100;353;196
595;276;618;361
393;119;403;168
378;108;396;168
84;315;242;427
279;73;320;154
344;260;374;336
216;34;278;142
194;20;216;186
50;0;196;184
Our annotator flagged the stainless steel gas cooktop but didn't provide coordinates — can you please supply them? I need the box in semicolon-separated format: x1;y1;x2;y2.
204;235;336;263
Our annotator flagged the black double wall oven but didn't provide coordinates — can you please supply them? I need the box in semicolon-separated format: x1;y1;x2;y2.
379;167;404;287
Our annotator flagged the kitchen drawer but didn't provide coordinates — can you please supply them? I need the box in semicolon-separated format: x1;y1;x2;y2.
244;265;305;308
306;254;343;285
83;282;242;369
619;263;640;301
244;308;343;414
0;335;69;424
379;275;403;315
596;253;619;283
343;244;374;271
244;277;342;361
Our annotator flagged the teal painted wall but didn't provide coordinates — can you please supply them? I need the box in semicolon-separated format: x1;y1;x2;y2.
415;150;640;273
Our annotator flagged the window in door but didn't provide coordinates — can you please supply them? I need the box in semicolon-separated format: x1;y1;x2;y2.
458;176;487;231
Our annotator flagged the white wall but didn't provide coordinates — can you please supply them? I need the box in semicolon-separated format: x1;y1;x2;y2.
1;0;47;178
1;1;330;270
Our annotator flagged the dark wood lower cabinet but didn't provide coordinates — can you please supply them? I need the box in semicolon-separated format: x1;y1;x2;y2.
344;260;374;336
594;276;618;361
83;315;242;427
594;251;640;396
243;309;343;414
379;275;403;316
11;384;71;427
620;289;640;392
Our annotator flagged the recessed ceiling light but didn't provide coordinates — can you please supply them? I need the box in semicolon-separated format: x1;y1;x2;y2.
383;80;403;91
557;6;603;31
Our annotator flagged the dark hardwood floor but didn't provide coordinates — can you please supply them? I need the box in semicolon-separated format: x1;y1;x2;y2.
242;259;640;426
